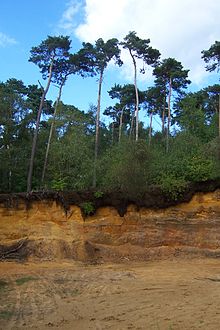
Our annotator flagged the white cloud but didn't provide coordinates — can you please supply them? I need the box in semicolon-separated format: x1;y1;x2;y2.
0;32;17;47
58;0;83;33
72;0;220;86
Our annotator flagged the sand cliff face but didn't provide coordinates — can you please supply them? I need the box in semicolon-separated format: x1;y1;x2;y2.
1;190;220;261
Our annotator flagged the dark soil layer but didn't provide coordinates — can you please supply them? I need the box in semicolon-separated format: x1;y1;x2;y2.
0;179;220;216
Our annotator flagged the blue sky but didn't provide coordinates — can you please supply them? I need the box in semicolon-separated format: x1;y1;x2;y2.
0;0;123;121
0;0;220;127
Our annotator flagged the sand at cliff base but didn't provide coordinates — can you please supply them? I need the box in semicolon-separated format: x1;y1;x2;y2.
0;259;220;329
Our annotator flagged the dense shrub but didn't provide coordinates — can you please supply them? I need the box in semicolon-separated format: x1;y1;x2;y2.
99;139;152;198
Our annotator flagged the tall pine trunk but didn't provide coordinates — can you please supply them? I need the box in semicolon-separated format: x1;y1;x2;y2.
93;69;104;188
119;106;124;142
111;122;114;144
130;110;135;138
218;93;220;138
41;80;64;185
130;50;139;141
27;61;53;192
166;77;172;153
162;97;166;133
148;112;153;146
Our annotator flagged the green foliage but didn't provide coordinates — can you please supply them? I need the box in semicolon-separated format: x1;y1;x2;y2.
153;58;190;91
80;202;95;216
0;280;8;292
1;35;220;196
29;35;71;80
121;31;160;65
205;137;220;177
147;132;218;198
0;311;13;320
51;177;67;191
185;156;215;182
94;190;104;198
202;41;220;72
100;140;151;198
174;90;219;141
159;175;187;200
0;79;44;192
77;38;122;75
46;103;95;191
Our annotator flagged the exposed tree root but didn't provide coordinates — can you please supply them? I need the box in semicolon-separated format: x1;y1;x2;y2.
0;238;28;261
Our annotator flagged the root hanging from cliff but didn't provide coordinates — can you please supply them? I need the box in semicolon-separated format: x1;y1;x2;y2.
0;238;28;261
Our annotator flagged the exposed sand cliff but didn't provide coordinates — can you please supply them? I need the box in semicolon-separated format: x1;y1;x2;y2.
1;189;220;262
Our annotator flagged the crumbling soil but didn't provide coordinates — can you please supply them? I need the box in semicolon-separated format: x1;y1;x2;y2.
1;259;220;329
1;179;220;216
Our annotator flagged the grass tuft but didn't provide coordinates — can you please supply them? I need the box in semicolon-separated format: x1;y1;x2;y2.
15;276;38;286
0;310;13;319
0;279;8;292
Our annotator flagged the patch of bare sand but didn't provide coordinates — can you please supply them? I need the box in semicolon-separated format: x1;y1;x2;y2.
1;259;220;329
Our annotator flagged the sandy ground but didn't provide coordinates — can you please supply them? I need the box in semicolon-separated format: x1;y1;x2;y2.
1;259;220;329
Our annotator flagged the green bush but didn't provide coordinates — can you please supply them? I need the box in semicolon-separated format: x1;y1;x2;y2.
185;156;215;182
99;140;151;198
150;132;218;191
159;175;187;200
80;202;95;216
51;177;67;191
94;190;104;198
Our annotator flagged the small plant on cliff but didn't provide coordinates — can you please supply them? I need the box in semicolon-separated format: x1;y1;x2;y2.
81;202;95;216
94;190;104;199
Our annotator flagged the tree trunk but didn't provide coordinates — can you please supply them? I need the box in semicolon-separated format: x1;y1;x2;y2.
111;122;114;144
148;112;153;146
166;78;172;153
119;106;124;143
219;93;220;138
130;50;139;141
93;69;104;188
6;144;12;191
130;110;135;138
27;60;54;192
41;80;64;185
162;97;166;133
